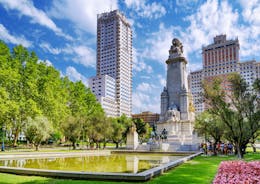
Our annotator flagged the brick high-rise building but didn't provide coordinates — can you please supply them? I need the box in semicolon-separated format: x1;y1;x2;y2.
189;35;260;113
89;10;132;117
203;35;240;91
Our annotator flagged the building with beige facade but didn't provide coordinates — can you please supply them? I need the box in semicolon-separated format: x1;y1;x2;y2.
132;111;159;126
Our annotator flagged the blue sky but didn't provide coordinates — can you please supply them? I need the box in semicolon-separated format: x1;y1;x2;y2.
0;0;260;114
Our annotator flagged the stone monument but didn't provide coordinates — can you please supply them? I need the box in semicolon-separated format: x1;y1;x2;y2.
126;123;139;150
156;38;198;151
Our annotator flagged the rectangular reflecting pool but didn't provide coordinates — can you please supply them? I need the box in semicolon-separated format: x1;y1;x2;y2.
0;153;185;173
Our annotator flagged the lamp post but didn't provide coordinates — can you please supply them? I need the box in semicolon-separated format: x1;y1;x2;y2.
1;125;5;151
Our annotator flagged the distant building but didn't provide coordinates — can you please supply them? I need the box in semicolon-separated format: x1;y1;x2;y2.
89;10;132;117
238;60;258;88
189;34;260;113
132;111;159;126
188;69;204;113
89;75;117;117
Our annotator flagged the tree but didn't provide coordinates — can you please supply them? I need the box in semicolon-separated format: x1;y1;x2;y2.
111;115;131;148
132;118;151;143
195;111;224;154
203;73;260;158
67;81;104;148
62;116;82;150
10;45;42;146
102;117;113;148
86;110;106;149
0;41;19;138
24;116;53;151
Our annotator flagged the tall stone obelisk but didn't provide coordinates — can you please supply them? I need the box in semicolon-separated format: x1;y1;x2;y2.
156;39;197;149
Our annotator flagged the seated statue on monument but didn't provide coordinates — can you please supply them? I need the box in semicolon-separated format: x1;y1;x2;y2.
169;38;184;58
163;103;180;122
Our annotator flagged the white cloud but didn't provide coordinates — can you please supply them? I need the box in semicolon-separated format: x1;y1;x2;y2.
187;62;203;72
0;0;72;40
143;0;260;64
133;60;153;74
240;0;260;25
179;0;260;60
0;24;32;47
39;42;96;68
175;0;202;12
132;47;153;74
66;66;88;86
38;59;53;67
143;23;176;63
39;42;61;55
125;0;166;19
132;80;163;114
45;59;53;66
49;0;118;35
136;82;152;92
157;74;166;87
132;91;160;113
72;46;96;68
179;0;240;57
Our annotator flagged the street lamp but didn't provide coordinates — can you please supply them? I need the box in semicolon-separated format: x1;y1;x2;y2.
1;125;5;151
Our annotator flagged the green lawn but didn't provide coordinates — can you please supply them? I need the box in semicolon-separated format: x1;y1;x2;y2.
0;153;259;184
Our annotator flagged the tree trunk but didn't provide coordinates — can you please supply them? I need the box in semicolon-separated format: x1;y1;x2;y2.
213;142;217;156
103;142;106;149
116;142;119;149
251;143;256;152
13;130;19;147
96;142;99;149
236;143;244;159
35;144;39;151
72;142;76;150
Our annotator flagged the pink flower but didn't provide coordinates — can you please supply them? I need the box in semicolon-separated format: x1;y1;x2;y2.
213;161;260;184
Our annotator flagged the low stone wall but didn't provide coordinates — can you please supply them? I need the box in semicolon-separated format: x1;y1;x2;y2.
0;150;111;160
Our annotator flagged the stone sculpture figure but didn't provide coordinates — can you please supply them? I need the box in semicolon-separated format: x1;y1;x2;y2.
170;38;183;56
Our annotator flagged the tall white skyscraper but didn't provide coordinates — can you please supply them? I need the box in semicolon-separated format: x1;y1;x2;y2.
89;10;132;117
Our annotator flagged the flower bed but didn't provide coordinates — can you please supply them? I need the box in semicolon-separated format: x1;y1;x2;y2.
213;160;260;184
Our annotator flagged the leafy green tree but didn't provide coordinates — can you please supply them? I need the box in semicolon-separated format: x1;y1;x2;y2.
62;116;83;150
111;118;125;148
67;81;104;148
10;45;42;146
203;73;260;158
24;116;53;151
36;62;70;129
86;110;106;148
195;111;224;154
0;41;19;132
102;117;113;148
111;115;131;148
132;118;151;143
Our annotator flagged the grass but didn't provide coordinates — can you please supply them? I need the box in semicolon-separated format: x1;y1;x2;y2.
0;153;259;184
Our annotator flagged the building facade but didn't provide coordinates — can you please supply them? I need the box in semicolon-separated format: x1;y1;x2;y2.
89;75;117;117
189;35;260;113
188;69;204;113
238;60;258;88
90;10;132;117
132;111;159;127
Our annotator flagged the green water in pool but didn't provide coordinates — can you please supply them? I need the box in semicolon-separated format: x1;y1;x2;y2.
0;153;185;173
